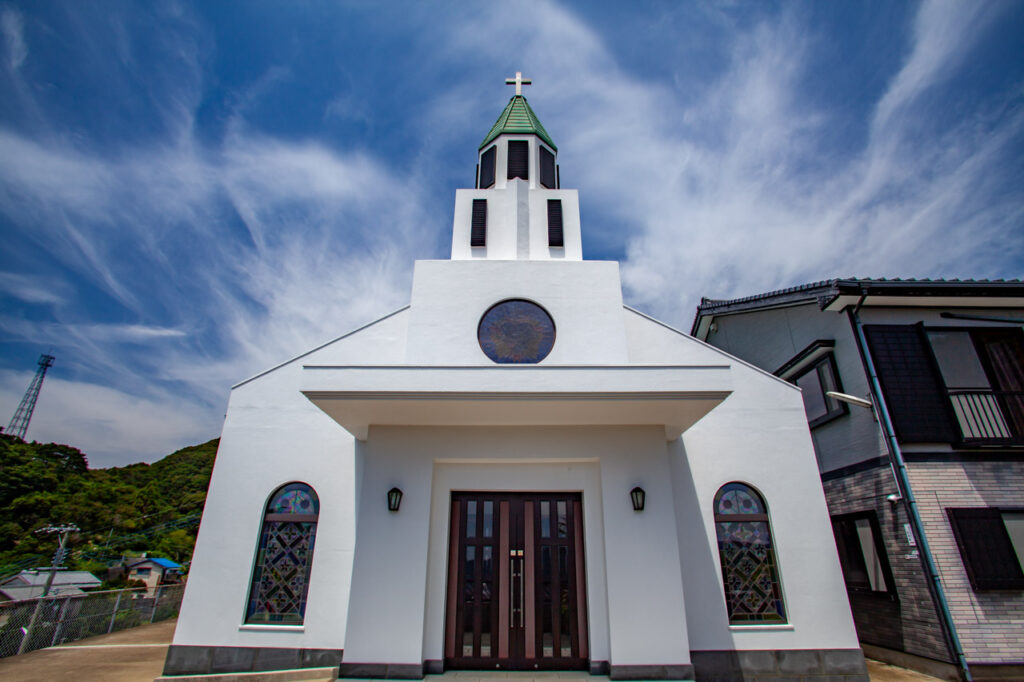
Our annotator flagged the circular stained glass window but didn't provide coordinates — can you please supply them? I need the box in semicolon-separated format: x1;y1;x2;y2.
478;299;556;364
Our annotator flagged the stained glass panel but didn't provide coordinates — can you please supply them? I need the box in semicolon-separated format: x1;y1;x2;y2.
477;299;556;364
268;483;319;515
713;483;785;624
716;482;765;515
246;483;319;624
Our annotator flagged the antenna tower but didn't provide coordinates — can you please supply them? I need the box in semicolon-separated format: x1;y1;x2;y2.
7;354;55;440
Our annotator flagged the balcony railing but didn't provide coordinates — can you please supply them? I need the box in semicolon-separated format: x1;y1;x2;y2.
947;390;1024;442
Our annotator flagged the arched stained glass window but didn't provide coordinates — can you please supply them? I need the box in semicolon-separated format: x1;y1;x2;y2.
245;482;319;624
713;482;786;624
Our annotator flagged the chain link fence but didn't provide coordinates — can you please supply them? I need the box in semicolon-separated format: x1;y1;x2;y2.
0;583;185;659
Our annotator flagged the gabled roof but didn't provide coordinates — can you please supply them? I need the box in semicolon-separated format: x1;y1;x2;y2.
691;278;1024;337
480;95;556;151
0;570;101;592
129;557;181;570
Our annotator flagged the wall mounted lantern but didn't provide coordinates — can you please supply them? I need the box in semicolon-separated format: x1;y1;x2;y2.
387;487;403;512
630;486;645;512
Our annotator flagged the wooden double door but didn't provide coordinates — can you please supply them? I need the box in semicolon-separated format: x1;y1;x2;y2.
444;492;589;671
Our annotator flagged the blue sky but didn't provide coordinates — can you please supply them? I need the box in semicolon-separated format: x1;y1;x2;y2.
1;1;1022;467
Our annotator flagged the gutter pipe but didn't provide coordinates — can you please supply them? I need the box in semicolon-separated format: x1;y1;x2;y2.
847;297;972;681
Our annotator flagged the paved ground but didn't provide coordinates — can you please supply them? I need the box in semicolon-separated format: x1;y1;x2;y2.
0;617;944;681
0;618;177;682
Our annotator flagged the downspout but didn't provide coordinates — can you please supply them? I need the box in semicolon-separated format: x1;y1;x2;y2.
847;297;972;682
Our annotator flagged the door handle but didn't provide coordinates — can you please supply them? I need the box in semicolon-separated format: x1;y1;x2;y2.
519;553;525;628
509;550;526;629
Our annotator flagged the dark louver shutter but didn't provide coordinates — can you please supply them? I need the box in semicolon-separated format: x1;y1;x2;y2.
471;199;487;247
863;325;957;443
540;147;556;189
507;141;529;180
947;508;1024;590
479;146;496;189
547;200;563;247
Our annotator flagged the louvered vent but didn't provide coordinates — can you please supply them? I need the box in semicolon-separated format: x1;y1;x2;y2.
547;199;563;247
479;146;496;189
507;141;529;180
540;146;556;189
471;199;487;247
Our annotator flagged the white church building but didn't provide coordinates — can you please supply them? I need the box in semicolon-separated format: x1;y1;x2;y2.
164;76;868;681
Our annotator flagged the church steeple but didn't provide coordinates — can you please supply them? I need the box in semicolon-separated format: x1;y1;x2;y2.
479;92;557;152
451;74;581;262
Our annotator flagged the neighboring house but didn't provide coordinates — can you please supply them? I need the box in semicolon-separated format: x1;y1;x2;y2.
0;569;101;601
692;278;1024;682
127;558;183;592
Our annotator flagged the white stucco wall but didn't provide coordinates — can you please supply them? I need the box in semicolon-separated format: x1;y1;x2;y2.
172;309;409;650
176;268;860;666
624;308;860;652
405;260;628;365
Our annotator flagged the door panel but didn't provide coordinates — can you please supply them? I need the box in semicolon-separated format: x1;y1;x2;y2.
445;492;587;671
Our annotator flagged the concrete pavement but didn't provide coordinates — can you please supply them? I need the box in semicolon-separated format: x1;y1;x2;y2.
0;618;943;681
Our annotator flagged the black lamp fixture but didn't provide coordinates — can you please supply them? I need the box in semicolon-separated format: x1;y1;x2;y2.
630;486;645;512
387;487;403;512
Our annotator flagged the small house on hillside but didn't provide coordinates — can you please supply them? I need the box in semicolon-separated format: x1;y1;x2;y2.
128;558;183;593
0;570;101;601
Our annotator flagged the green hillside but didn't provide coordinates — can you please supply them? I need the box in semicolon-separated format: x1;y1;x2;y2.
0;435;217;579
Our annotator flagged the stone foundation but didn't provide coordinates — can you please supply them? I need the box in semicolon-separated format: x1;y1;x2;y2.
691;648;869;681
162;644;343;677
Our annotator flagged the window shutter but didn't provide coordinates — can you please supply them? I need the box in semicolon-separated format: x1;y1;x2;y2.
547;200;563;247
947;508;1024;590
540;147;556;189
471;199;487;247
863;325;958;443
507;141;529;180
479;146;496;189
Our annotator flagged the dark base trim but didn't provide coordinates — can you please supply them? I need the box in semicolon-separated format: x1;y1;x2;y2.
338;662;424;679
820;456;888;481
162;644;343;676
423;659;443;675
590;659;610;675
610;663;694;680
691;648;869;681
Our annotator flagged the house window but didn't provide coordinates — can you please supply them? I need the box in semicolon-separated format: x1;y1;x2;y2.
714;482;786;624
539;146;556;189
831;512;893;593
471;199;487;247
926;329;1024;441
775;340;847;428
507;141;529;180
792;356;845;427
246;482;320;624
135;567;151;577
479;146;496;189
947;507;1024;590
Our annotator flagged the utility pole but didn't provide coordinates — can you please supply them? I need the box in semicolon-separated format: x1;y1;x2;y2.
37;524;79;598
17;523;79;655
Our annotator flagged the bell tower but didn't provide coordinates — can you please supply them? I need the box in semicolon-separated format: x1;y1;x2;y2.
450;73;583;261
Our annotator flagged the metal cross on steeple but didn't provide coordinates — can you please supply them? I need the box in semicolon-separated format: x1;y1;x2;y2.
505;71;532;96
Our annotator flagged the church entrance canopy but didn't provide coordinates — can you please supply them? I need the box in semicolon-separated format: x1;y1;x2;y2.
301;364;732;441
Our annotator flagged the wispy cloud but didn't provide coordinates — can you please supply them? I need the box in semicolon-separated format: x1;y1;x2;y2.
440;1;1022;324
1;1;1021;465
1;5;26;72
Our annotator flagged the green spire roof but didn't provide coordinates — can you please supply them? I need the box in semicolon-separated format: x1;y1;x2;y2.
479;95;556;151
